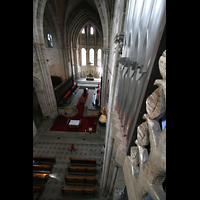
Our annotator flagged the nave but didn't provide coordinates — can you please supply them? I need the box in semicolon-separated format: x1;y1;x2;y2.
33;79;106;199
33;138;105;200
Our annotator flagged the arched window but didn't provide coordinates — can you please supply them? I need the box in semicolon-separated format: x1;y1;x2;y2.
97;49;102;67
82;28;85;34
90;27;94;35
89;48;94;66
81;48;86;66
47;34;53;48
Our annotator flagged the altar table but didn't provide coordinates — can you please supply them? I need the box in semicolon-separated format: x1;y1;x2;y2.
68;120;81;128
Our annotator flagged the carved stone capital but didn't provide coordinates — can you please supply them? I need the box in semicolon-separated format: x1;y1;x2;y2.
114;32;124;44
114;32;124;54
102;48;110;54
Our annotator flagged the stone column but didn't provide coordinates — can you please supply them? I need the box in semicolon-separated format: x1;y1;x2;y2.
33;43;58;118
67;45;72;77
101;126;114;195
72;47;78;79
78;48;81;67
33;120;37;140
101;34;123;196
101;48;109;112
86;48;89;67
107;165;119;199
94;49;97;67
111;33;124;111
61;47;69;79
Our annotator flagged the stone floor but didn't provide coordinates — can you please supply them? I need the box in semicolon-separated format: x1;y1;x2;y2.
34;84;107;200
33;141;104;200
33;92;43;128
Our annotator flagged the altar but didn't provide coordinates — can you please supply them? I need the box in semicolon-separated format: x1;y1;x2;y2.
68;119;81;128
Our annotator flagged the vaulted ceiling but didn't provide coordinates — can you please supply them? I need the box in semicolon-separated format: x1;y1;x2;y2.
43;0;114;48
34;0;115;50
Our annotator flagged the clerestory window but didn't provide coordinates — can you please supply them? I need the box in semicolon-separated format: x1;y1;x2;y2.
89;48;94;66
82;28;85;34
90;27;94;35
47;34;53;48
97;49;102;67
81;48;86;66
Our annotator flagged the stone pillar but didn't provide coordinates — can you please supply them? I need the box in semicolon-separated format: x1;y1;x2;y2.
112;33;124;111
67;45;72;77
101;124;114;195
78;48;81;67
72;47;78;79
94;49;97;67
101;48;109;112
33;43;58;118
101;34;123;196
61;47;69;80
86;48;89;68
107;165;119;199
33;120;38;140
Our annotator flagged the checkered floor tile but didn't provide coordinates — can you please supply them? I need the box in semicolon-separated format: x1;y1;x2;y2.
33;142;104;200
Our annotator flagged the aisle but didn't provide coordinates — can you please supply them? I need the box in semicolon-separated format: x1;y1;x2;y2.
33;142;103;200
49;92;97;133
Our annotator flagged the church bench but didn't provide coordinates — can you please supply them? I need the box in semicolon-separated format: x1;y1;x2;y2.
33;185;45;195
62;86;80;106
33;185;44;200
33;164;53;173
63;84;78;101
68;166;96;175
33;156;56;165
61;185;95;197
33;173;49;184
65;175;95;186
33;193;39;200
70;157;96;166
59;199;83;200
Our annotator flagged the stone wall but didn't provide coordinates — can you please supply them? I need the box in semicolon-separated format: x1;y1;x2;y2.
100;0;127;198
43;8;68;81
77;22;103;78
33;120;38;140
54;77;73;105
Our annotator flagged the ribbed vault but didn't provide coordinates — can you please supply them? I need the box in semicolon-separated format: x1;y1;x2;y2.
65;2;103;48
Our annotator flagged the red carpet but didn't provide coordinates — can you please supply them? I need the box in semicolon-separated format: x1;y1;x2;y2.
76;93;89;116
49;93;97;133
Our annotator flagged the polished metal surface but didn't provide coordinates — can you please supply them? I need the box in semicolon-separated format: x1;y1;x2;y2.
117;0;166;150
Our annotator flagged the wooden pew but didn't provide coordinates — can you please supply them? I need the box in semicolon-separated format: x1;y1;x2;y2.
33;156;56;165
33;173;49;184
68;166;96;175
33;164;53;174
33;185;45;195
33;193;40;200
70;158;96;166
62;185;95;197
59;199;82;200
65;175;95;186
33;185;45;200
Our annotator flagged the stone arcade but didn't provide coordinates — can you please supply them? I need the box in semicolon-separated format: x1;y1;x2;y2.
33;0;166;199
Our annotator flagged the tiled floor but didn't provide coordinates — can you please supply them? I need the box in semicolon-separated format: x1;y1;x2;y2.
34;83;106;199
33;142;104;200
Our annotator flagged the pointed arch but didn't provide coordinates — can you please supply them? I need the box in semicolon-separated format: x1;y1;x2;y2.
65;3;103;48
97;49;102;67
81;48;86;66
33;76;43;92
89;48;94;66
